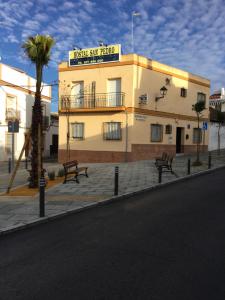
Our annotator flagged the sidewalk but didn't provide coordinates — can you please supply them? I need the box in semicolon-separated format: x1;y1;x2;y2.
1;152;225;234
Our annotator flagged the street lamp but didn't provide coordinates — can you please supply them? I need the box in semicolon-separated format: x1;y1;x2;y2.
131;11;141;53
155;86;168;102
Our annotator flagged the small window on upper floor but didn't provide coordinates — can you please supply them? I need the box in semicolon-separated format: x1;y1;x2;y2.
197;92;206;104
180;88;187;97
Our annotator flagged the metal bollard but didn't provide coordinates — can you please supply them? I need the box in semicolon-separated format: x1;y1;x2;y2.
187;158;191;175
208;152;212;169
39;176;46;217
8;158;11;174
158;166;162;183
114;166;119;196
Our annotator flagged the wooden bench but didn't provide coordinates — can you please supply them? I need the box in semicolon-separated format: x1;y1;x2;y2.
155;154;174;174
155;152;168;163
63;160;88;184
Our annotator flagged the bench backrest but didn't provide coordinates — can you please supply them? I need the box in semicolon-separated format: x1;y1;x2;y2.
63;160;78;170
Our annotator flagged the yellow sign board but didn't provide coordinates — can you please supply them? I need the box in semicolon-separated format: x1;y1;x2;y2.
69;44;121;66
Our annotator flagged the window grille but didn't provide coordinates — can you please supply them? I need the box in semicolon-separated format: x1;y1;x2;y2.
103;122;122;140
151;124;163;142
193;128;202;144
165;124;172;134
197;92;206;104
70;123;84;139
180;88;187;97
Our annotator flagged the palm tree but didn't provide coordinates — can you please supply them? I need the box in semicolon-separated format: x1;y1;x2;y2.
22;35;55;187
192;101;206;165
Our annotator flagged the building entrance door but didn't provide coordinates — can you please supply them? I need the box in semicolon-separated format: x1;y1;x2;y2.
176;127;184;153
71;81;84;108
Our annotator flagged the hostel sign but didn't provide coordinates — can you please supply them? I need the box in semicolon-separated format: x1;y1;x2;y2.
69;44;121;66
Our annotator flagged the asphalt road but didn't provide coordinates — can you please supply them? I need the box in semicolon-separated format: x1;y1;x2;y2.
1;168;225;300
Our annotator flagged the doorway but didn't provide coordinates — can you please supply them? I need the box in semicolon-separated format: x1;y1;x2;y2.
176;127;184;153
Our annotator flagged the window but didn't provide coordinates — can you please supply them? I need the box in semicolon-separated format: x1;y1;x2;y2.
103;122;122;140
193;128;202;144
197;92;206;104
6;95;17;120
180;88;187;97
70;123;84;140
151;124;163;142
165;124;172;134
71;81;84;108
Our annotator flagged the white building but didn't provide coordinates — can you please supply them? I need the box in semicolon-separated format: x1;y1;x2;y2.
209;88;225;151
45;112;59;157
0;63;52;161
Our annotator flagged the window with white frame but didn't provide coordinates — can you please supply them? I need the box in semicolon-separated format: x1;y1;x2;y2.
193;128;202;144
103;122;122;140
151;124;163;142
6;95;17;119
70;123;84;140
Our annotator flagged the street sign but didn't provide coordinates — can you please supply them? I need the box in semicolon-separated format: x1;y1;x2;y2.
202;122;208;131
8;120;19;133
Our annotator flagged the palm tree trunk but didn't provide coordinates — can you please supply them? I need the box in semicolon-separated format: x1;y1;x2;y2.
29;64;43;188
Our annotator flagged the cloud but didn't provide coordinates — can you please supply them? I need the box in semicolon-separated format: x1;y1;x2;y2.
0;0;225;92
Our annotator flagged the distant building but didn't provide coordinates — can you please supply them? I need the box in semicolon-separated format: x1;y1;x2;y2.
209;88;225;151
0;63;52;161
45;112;59;158
58;45;210;163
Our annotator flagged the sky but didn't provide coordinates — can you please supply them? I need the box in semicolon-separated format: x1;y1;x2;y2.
1;0;225;112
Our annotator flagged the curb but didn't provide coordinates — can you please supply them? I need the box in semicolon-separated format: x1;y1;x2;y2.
1;165;225;237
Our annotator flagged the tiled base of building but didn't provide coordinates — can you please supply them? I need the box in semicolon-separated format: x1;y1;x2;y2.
58;144;208;163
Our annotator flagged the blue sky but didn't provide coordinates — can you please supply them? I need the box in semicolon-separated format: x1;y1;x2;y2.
1;0;225;112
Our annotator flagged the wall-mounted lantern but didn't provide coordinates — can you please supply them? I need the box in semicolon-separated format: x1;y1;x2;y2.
155;86;168;102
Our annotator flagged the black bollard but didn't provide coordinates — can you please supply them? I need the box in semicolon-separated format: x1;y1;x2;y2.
8;158;11;174
158;166;162;183
208;152;212;169
187;158;191;175
39;176;46;217
114;166;119;196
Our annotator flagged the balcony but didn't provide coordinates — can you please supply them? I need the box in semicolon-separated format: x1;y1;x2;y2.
60;92;125;112
5;108;21;121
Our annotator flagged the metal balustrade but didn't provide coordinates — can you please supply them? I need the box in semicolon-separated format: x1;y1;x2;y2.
60;92;125;109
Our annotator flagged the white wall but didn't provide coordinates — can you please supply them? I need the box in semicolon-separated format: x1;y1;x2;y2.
209;123;225;151
0;63;52;161
44;117;58;157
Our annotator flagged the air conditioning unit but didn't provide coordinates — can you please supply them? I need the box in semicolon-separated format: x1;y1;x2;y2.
139;94;148;105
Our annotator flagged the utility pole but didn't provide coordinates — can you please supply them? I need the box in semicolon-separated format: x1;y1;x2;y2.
131;12;141;53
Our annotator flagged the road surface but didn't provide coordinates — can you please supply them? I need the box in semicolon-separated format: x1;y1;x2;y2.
1;168;225;299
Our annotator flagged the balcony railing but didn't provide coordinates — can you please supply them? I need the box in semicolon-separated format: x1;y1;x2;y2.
5;108;21;121
60;92;125;109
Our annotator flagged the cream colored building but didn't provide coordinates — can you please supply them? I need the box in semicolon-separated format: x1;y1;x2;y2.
58;51;210;163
